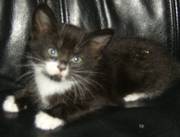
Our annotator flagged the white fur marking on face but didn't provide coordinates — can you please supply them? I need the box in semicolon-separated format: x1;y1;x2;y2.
45;61;60;75
61;66;69;80
2;96;19;113
35;111;65;130
33;63;76;106
123;93;147;102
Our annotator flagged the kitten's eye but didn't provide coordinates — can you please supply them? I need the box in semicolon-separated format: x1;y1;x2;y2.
48;48;58;58
71;56;83;64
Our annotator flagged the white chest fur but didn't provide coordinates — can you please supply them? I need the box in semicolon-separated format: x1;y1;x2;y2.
34;65;75;106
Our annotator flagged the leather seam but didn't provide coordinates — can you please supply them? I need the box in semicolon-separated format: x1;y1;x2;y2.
166;0;179;57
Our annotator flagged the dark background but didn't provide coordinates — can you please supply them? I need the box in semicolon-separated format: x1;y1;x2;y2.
0;0;180;137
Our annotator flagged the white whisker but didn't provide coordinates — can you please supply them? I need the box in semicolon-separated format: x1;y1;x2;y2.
71;70;103;75
26;55;45;64
79;73;104;91
16;71;34;81
71;73;102;99
16;63;33;68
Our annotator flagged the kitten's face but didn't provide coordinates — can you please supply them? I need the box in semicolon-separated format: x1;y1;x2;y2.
29;5;113;83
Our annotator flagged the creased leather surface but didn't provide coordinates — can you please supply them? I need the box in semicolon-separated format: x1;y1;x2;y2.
47;0;179;52
0;0;36;82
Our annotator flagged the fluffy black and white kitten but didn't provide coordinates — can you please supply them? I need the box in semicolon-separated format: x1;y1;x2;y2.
2;4;179;130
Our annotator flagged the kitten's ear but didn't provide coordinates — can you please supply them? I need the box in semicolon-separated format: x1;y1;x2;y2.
88;29;114;54
32;4;57;34
86;29;113;59
90;29;114;46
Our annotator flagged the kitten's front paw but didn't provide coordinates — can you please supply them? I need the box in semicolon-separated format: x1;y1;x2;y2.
2;96;19;113
35;111;65;130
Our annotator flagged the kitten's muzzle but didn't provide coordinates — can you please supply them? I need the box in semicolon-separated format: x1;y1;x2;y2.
43;71;62;81
58;64;66;72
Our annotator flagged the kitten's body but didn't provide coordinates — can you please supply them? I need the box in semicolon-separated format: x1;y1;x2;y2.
2;4;180;130
104;38;179;100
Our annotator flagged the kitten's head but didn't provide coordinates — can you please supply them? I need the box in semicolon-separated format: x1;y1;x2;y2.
29;4;113;82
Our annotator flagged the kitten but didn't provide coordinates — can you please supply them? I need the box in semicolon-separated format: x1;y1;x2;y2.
2;4;180;130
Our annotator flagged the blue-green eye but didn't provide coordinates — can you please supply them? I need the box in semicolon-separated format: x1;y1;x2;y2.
71;56;83;64
48;48;58;58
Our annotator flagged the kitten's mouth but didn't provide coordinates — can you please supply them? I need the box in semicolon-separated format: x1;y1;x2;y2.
43;71;64;82
50;75;63;81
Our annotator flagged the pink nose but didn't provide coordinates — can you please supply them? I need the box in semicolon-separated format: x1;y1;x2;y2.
58;65;66;71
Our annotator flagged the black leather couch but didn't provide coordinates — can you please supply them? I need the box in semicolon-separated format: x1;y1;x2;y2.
0;0;180;137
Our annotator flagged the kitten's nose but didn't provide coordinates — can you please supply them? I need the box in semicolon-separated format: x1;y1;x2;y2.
58;64;66;71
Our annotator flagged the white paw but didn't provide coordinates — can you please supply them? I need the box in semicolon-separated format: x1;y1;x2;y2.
2;96;19;113
35;111;65;130
123;93;147;102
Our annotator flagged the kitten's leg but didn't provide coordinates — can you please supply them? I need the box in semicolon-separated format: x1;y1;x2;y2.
34;104;66;130
3;95;19;113
2;89;30;113
35;111;65;130
34;104;91;130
